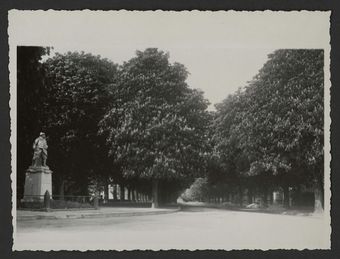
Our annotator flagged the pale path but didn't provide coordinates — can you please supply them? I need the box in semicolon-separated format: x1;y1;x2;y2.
14;208;330;250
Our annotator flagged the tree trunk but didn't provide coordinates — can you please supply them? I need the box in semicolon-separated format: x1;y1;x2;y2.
247;188;253;204
152;179;159;208
59;180;65;200
314;179;323;213
262;186;268;208
104;182;109;202
128;188;132;201
131;189;135;201
283;185;290;208
294;185;301;207
120;184;125;201
113;184;117;200
238;186;243;206
269;189;273;205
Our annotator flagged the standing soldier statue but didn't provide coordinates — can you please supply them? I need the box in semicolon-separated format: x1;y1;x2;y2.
23;132;52;203
32;132;48;167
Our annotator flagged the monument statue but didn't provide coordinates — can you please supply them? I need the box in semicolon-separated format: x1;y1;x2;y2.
23;132;53;203
32;132;48;167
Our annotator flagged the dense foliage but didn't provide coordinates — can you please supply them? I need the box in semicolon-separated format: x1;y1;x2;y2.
181;178;209;202
17;47;324;211
212;49;324;209
99;49;211;206
41;51;118;195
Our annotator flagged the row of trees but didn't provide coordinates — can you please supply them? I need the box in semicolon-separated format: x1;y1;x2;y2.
17;47;324;210
17;47;210;207
209;49;324;211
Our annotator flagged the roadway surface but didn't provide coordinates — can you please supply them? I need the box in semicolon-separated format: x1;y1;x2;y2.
14;207;330;250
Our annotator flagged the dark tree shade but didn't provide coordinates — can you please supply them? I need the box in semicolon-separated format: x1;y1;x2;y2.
17;46;50;199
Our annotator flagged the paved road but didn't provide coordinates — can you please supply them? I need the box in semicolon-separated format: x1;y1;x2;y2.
14;207;330;250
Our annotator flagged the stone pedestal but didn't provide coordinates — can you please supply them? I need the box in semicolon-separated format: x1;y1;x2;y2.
22;166;53;202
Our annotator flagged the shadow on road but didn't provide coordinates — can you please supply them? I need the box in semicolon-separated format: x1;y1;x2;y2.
180;205;224;212
179;203;315;216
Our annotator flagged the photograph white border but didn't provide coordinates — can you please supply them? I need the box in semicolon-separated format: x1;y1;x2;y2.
8;10;332;251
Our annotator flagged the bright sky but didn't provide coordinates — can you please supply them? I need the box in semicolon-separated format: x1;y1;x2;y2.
9;10;330;110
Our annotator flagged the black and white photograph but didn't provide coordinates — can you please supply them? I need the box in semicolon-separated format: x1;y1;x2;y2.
9;10;331;250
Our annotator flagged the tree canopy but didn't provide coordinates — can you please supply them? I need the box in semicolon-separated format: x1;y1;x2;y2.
17;47;324;211
212;49;324;209
99;48;211;206
42;51;118;195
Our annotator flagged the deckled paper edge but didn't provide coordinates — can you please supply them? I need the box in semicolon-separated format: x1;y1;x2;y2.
8;9;332;251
